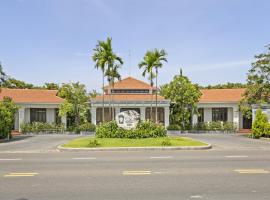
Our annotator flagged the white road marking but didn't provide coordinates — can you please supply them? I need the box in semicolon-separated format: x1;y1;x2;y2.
0;158;22;161
190;195;203;199
234;169;269;174
150;156;174;159
225;155;248;158
123;171;151;175
72;157;96;160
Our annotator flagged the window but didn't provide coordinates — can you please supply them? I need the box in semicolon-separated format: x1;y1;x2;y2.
30;108;46;123
111;89;149;94
96;107;115;124
198;108;204;123
145;107;164;124
212;108;227;122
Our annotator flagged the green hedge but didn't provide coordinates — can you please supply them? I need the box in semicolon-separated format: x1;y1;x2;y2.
166;124;181;130
193;121;237;132
96;121;166;139
20;122;65;134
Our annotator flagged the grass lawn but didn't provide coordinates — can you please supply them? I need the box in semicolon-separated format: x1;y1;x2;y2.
63;137;208;148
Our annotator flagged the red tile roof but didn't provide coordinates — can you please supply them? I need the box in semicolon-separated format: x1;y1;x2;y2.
0;88;64;104
199;88;246;103
104;77;156;90
92;94;166;102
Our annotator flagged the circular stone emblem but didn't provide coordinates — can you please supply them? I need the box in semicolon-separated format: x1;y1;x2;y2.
116;110;140;130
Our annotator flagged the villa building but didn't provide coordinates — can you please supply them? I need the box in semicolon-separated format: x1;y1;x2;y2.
90;77;171;127
0;88;66;132
193;88;252;131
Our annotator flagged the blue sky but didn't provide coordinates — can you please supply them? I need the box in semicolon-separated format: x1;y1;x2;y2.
0;0;269;91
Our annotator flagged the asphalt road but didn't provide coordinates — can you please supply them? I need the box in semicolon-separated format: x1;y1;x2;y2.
0;134;270;200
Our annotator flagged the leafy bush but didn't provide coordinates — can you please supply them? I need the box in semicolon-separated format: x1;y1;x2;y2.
87;139;100;147
251;109;269;139
78;123;96;132
0;97;18;139
167;124;181;130
96;121;166;139
161;138;172;146
193;121;237;132
20;122;65;134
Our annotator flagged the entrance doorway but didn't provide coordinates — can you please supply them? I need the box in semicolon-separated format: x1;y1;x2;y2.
243;116;252;129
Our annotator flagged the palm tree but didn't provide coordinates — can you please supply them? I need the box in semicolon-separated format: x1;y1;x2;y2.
92;37;123;122
152;49;167;123
139;49;167;123
138;51;156;122
106;63;121;120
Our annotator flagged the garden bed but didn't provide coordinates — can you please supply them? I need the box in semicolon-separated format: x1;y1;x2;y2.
62;137;208;148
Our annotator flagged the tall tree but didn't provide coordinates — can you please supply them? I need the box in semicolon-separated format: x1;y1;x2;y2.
0;63;7;87
92;37;123;122
105;63;121;120
160;71;201;130
240;45;270;118
139;49;167;123
152;49;167;123
44;82;59;90
0;97;18;140
58;83;89;127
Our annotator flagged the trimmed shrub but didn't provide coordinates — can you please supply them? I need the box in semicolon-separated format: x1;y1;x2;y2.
96;121;166;139
78;123;96;132
161;138;172;146
167;124;181;130
193;121;237;132
251;109;269;139
87;139;100;147
20;122;65;134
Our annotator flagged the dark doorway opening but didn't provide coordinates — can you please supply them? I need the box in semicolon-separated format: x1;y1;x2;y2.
243;116;252;129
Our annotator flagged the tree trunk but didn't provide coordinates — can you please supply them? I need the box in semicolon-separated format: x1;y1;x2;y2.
155;68;158;124
150;71;153;122
102;71;105;123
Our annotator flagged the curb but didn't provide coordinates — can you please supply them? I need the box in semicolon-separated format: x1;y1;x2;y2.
57;144;212;151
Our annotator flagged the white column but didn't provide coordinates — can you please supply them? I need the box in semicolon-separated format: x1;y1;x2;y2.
91;107;97;125
140;107;146;121
192;114;198;125
164;106;170;127
61;115;67;129
18;108;25;132
233;106;239;130
115;107;120;116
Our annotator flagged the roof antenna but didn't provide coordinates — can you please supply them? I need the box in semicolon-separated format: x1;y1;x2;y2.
128;50;131;76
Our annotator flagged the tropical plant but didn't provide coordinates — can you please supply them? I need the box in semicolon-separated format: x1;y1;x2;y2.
139;49;167;122
240;45;270;118
251;109;269;138
58;82;89;127
0;97;18;139
160;70;201;130
92;37;123;122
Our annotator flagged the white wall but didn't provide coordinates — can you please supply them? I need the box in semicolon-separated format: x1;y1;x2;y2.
46;108;55;123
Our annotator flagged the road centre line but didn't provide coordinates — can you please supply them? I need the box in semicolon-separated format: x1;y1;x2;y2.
0;158;22;161
234;169;269;174
150;156;174;159
225;155;248;158
123;171;151;175
72;157;96;160
4;172;39;177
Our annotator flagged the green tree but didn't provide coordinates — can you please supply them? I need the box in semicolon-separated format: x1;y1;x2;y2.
251;109;269;138
44;82;59;90
240;45;270;118
0;63;8;87
58;83;89;127
201;82;247;89
0;97;18;140
92;37;123;122
105;63;121;120
2;78;35;89
139;49;167;122
160;70;201;130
